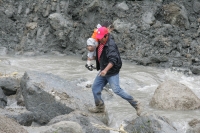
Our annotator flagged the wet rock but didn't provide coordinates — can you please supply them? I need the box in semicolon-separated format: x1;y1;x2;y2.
26;22;37;30
48;13;73;30
20;71;94;124
82;0;99;13
23;52;36;56
48;110;109;133
198;18;200;23
0;77;20;96
150;55;169;63
0;114;28;133
0;108;34;126
125;113;177;133
82;52;88;61
4;7;14;18
21;72;73;124
188;119;200;127
163;2;190;29
132;57;151;66
117;1;129;11
150;80;200;110
193;0;200;13
187;119;200;133
153;20;162;28
0;91;34;126
42;4;51;17
173;60;183;67
190;66;200;75
142;11;156;25
113;19;132;33
0;47;8;55
0;88;7;108
25;121;83;133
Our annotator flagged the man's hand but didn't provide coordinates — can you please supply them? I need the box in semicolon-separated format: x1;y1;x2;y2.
99;70;107;76
99;62;113;76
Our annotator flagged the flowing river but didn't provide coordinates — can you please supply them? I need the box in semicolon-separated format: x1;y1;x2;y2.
0;54;200;133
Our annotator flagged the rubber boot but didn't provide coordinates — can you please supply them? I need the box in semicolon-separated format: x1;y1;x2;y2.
135;102;142;116
88;104;105;113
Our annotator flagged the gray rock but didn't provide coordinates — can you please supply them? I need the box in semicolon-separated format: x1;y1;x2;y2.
0;77;20;95
125;113;177;133
4;7;14;18
0;108;34;126
117;1;129;11
0;88;7;108
150;80;200;110
25;121;83;133
186;119;200;133
186;127;200;133
173;60;183;67
48;13;73;30
193;0;200;13
16;87;25;106
113;19;131;33
163;2;190;29
48;110;109;133
44;121;83;133
132;57;151;66
142;11;155;25
20;71;94;124
190;66;200;75
150;56;168;63
0;47;8;55
0;114;28;133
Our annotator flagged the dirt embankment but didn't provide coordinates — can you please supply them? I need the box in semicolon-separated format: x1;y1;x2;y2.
0;0;200;74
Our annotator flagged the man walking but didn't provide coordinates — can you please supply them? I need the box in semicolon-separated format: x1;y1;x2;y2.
89;27;142;116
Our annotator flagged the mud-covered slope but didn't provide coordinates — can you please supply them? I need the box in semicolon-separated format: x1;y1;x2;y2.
0;0;200;74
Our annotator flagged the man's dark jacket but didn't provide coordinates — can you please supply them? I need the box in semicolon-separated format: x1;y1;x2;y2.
96;34;122;76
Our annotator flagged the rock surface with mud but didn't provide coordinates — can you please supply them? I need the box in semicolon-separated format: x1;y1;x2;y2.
0;0;200;74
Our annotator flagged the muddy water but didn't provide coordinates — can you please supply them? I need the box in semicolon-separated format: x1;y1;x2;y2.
0;54;200;133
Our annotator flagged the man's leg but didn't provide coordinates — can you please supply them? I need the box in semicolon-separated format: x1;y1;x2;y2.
89;73;108;113
107;73;142;116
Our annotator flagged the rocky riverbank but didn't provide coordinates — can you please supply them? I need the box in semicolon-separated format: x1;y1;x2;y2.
0;69;200;133
0;0;200;74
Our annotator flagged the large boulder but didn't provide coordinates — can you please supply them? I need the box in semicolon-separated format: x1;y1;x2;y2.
20;71;95;124
48;110;109;133
150;80;200;110
125;113;177;133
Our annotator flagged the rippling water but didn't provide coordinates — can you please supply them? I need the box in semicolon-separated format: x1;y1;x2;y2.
1;54;200;133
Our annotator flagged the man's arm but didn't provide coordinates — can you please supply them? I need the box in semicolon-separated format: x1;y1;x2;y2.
99;62;113;76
